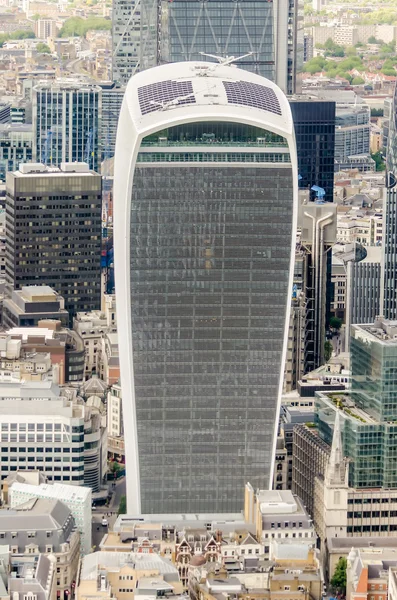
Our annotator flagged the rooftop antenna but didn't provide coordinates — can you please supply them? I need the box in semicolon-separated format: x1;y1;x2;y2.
149;92;195;111
199;51;254;67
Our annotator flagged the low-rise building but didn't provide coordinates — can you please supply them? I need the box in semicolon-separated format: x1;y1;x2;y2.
270;542;323;600
77;552;183;600
0;497;79;599
244;486;316;558
73;295;116;381
9;554;57;600
9;481;92;555
347;547;394;600
107;383;124;461
3;286;69;329
0;321;84;384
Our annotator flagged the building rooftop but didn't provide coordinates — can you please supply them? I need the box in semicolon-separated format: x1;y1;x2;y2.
123;61;294;137
0;497;72;530
352;318;397;345
80;551;179;580
12;163;97;177
11;481;91;503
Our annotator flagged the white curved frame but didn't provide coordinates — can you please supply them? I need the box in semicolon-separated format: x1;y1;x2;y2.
114;62;298;514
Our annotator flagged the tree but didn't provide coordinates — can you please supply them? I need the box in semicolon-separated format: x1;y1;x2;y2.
371;150;386;172
371;108;384;117
352;76;365;85
59;15;111;37
36;42;51;53
330;316;342;330
324;341;333;362
11;29;35;39
368;35;381;44
110;461;122;474
331;557;347;593
118;495;127;515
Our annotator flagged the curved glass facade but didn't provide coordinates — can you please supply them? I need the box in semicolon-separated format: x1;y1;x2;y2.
129;123;294;513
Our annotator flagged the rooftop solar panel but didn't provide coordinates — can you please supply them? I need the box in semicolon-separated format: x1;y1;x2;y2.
223;81;282;116
138;80;195;115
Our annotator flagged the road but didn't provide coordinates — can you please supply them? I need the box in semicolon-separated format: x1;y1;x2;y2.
110;477;126;510
90;478;126;552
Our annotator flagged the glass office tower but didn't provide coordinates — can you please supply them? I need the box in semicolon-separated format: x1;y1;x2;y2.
140;0;303;95
114;63;298;514
32;81;102;172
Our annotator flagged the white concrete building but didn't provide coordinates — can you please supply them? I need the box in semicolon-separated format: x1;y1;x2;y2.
0;381;85;485
114;61;298;515
10;481;92;555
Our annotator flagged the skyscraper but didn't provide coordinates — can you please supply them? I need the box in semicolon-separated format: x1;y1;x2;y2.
112;0;141;84
114;62;298;514
32;80;102;172
383;82;397;319
140;0;304;95
5;163;102;320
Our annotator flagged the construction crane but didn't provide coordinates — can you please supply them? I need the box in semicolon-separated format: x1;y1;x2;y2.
199;51;254;66
41;130;53;165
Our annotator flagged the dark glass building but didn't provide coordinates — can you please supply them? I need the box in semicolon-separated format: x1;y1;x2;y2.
289;99;336;204
140;0;304;95
5;163;102;321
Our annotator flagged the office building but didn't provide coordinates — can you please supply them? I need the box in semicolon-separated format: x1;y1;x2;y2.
349;247;382;326
10;481;92;555
292;423;331;518
5;163;102;320
100;82;125;160
140;0;304;95
3;285;69;329
290;100;335;204
384;83;397;319
112;0;141;85
32;80;102;172
334;103;371;172
0;498;80;598
0;381;85;482
114;63;298;513
0;124;32;182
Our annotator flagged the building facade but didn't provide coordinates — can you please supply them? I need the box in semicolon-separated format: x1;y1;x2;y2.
140;0;304;95
114;62;298;514
290;100;335;204
0;124;32;182
112;0;141;85
100;83;125;160
0;498;80;599
10;481;92;555
32;80;102;172
5;163;102;320
3;285;69;329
